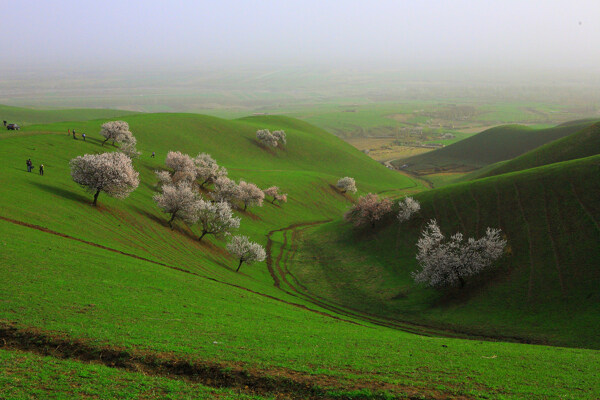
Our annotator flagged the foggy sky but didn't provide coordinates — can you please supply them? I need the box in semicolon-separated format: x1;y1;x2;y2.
1;0;599;76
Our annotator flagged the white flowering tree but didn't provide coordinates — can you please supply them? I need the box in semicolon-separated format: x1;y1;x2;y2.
336;177;357;194
153;181;198;228
344;193;392;228
212;176;241;205
272;130;287;145
155;170;173;188
194;153;228;187
70;152;139;206
398;197;420;223
100;121;133;147
238;181;264;211
226;235;266;272
256;129;278;147
165;151;196;183
119;135;141;159
191;199;240;241
412;220;507;289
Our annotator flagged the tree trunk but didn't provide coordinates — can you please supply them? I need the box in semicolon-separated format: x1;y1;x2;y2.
243;203;248;211
102;137;109;146
236;259;244;272
168;212;177;229
458;276;465;288
198;230;208;241
92;189;101;206
271;198;276;204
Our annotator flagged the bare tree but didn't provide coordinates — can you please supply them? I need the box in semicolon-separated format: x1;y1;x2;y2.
194;153;228;187
398;197;420;223
153;181;198;228
336;177;357;194
226;235;266;272
412;220;506;288
344;193;392;228
70;152;139;206
212;176;241;205
100;121;132;147
238;181;264;211
190;199;241;241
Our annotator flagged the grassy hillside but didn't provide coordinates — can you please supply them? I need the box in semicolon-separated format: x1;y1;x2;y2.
290;155;600;349
0;110;599;398
392;119;597;174
0;104;139;126
470;122;600;179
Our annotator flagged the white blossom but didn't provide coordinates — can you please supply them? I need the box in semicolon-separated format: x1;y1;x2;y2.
263;186;287;204
194;153;228;187
272;130;287;145
212;176;241;205
238;181;264;211
412;220;506;288
344;193;392;228
153;181;198;228
70;152;139;206
256;129;278;147
190;199;241;241
336;177;357;194
100;121;133;146
165;151;196;183
398;197;420;223
226;235;266;272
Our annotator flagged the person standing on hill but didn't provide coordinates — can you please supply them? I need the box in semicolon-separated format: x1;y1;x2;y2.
39;164;44;176
68;128;71;136
26;159;32;172
73;129;77;139
151;151;155;158
82;133;86;141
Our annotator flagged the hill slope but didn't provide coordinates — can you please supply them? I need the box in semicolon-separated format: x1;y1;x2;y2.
290;155;600;348
0;110;599;398
470;121;600;179
392;120;597;174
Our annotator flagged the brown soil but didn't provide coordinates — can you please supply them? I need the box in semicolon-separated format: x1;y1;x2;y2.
0;323;472;400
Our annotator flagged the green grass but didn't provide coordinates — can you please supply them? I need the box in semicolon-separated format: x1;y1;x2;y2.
290;156;600;349
0;109;598;399
0;104;140;126
393;120;598;173
472;122;600;179
0;348;266;400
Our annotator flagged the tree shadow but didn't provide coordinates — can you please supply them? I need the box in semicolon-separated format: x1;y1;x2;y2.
245;137;277;156
30;182;90;204
130;205;166;226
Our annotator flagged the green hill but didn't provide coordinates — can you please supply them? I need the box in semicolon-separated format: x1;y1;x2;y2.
0;104;139;126
290;155;600;349
0;110;599;399
392;120;597;174
470;122;600;179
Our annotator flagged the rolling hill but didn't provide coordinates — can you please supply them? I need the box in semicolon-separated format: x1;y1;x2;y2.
290;155;600;349
392;119;598;174
470;121;600;179
0;109;599;399
0;104;140;126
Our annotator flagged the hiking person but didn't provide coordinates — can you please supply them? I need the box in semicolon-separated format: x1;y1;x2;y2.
3;121;6;127
82;133;86;141
26;159;32;172
72;129;77;139
151;151;155;158
39;164;44;176
68;128;71;136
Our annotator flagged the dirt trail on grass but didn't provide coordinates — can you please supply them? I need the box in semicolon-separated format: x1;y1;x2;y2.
0;324;468;400
265;220;551;345
0;215;365;327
